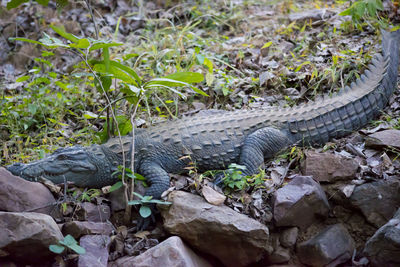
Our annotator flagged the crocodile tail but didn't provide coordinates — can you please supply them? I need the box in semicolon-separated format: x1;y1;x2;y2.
380;29;400;104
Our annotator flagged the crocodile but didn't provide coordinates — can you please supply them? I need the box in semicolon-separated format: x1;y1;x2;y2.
7;30;400;201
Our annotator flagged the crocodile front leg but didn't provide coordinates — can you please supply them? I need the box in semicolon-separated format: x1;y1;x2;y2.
139;161;171;199
239;127;291;175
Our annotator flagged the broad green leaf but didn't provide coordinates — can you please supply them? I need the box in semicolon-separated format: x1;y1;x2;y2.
83;111;98;119
89;42;123;51
127;200;141;205
69;38;90;49
142;196;153;202
109;61;141;84
355;2;366;19
9;37;44;46
103;47;110;72
100;76;112;92
60;235;78;246
6;0;29;10
41;51;54;57
375;0;383;10
134;173;146;181
49;244;65;254
261;41;273;49
367;2;376;16
203;58;213;73
294;61;311;72
50;25;79;43
163;72;204;84
91;60;140;85
69;244;86;255
120;86;140;105
139;206;152;218
93;64;135;85
133;192;145;199
143;75;208;96
39;33;68;48
16;75;30;82
55;81;68;90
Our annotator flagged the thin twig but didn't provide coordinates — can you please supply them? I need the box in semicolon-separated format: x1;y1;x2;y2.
84;0;99;39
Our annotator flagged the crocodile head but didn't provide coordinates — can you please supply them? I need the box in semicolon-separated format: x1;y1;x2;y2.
7;145;121;188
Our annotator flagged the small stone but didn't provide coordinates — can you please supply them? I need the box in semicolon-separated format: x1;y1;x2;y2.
192;101;206;110
110;236;212;267
273;176;330;229
365;129;400;149
289;9;334;22
75;202;111;222
268;246;291;264
62;221;113;239
280;227;298;248
78;235;111;267
202;185;226;205
297;224;355;267
363;208;400;266
108;186;126;212
301;151;359;183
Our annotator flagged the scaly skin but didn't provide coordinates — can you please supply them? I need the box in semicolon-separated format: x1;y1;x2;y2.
7;30;400;200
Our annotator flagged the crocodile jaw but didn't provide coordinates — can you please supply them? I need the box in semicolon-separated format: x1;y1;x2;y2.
7;146;99;186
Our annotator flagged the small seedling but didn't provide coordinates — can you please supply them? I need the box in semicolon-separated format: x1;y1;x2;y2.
128;192;171;218
49;234;86;255
222;163;248;190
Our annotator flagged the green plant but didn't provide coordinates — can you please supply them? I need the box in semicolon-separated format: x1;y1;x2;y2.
339;0;384;26
73;188;102;202
246;169;267;189
128;192;171;218
109;166;147;193
49;234;86;255
222;163;249;190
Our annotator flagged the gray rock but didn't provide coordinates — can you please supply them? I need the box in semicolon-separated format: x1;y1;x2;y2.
108;186;126;212
268;246;291;264
280;227;299;248
297;224;355;267
350;177;400;227
0;212;63;261
110;236;212;267
78;235;111;267
273;176;330;229
75;202;111;222
365;129;400;149
0;167;59;217
363;208;400;266
302;151;359;182
62;221;113;239
159;191;270;267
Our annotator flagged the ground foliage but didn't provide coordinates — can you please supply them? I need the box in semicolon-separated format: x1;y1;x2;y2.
2;0;400;262
0;0;397;165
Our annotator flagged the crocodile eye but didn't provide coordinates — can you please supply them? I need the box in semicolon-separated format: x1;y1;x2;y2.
56;154;68;160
